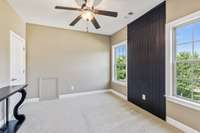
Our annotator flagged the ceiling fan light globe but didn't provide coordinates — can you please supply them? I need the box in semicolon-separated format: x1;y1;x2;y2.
81;11;94;21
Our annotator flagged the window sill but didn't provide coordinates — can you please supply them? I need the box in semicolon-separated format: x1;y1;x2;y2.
166;96;200;111
112;80;127;87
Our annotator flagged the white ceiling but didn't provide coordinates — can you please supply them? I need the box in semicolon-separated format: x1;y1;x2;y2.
7;0;164;35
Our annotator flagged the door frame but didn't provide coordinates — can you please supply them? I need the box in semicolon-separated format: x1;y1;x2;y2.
9;31;26;85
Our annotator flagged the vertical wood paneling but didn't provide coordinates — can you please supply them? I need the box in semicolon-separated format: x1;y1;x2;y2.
128;2;166;120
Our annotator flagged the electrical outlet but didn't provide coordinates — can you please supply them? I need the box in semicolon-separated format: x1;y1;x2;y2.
142;94;146;101
71;85;74;91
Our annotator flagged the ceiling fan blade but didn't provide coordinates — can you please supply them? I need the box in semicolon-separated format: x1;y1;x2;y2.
55;6;81;11
70;15;82;26
94;10;118;17
93;0;103;6
91;17;101;29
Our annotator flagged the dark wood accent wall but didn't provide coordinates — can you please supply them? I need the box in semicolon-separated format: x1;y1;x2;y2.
128;2;166;120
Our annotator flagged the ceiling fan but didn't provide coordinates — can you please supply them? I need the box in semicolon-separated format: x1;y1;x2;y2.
55;0;118;29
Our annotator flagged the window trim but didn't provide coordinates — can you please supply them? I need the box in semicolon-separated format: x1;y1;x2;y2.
112;40;127;86
166;10;200;110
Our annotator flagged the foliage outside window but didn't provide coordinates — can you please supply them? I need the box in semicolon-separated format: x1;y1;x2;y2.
175;20;200;103
113;43;127;84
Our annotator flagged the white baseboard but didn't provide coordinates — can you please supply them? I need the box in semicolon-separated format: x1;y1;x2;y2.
167;117;199;133
0;119;4;128
59;89;111;99
59;89;128;101
110;89;127;100
24;90;112;102
24;98;39;104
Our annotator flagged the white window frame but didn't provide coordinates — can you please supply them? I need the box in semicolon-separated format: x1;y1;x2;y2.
166;10;200;111
112;41;127;86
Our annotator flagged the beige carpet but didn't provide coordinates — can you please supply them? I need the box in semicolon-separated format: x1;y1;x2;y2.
18;92;183;133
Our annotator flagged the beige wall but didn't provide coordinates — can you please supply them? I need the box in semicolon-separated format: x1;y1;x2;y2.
166;0;200;23
27;24;110;98
167;101;200;131
0;0;25;122
166;0;200;131
110;27;127;96
110;27;127;45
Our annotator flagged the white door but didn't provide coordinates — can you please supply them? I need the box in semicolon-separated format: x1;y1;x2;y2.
9;31;26;118
10;31;26;85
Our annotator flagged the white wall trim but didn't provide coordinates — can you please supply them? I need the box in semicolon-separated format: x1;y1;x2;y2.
59;89;128;100
167;117;199;133
59;89;112;99
24;98;40;104
110;89;127;100
166;96;200;111
23;89;126;102
0;120;4;128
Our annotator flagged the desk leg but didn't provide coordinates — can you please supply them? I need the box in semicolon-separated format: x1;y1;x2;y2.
0;98;10;131
0;89;27;132
6;98;9;125
13;89;27;122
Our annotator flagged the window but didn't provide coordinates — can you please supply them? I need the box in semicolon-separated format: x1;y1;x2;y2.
174;20;200;104
112;41;127;85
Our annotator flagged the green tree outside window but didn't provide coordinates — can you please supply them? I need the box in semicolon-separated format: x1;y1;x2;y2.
176;52;200;102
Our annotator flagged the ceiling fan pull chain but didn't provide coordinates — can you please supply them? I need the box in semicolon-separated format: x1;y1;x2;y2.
86;19;89;32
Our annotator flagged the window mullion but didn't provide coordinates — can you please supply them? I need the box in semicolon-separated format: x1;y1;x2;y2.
191;24;195;101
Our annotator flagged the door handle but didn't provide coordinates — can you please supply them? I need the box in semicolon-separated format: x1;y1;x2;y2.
11;78;17;81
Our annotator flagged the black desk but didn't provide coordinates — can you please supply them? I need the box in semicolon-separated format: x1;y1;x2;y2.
0;85;27;133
